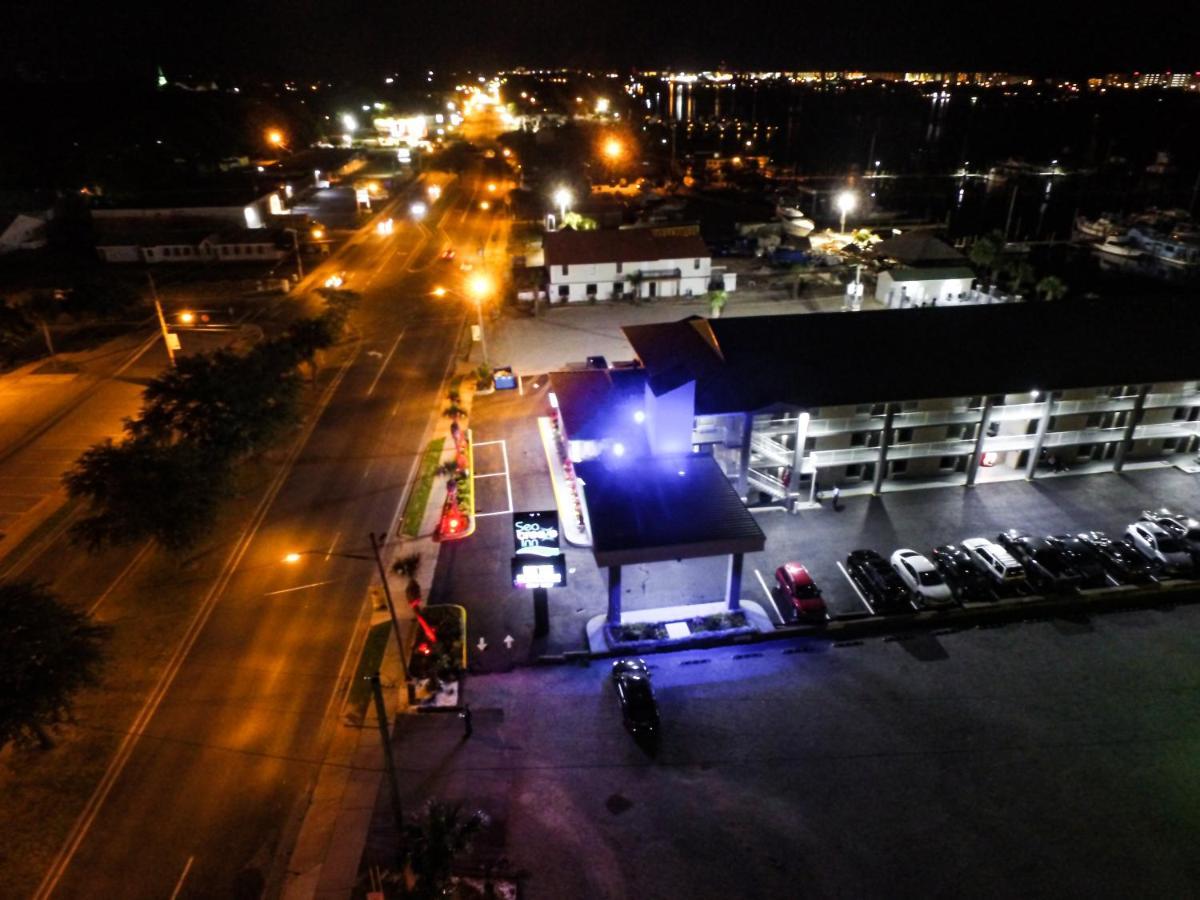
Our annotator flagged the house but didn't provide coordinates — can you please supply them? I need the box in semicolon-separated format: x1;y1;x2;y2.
871;231;965;267
542;227;735;303
95;225;288;264
875;266;976;307
200;228;288;262
0;213;48;253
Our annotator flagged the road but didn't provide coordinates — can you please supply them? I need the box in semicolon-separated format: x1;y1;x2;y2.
32;144;510;896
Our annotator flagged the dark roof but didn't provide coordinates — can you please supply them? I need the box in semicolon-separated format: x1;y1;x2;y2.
549;369;648;441
885;266;976;282
94;226;215;247
576;454;766;567
623;297;1200;414
872;232;965;265
544;228;709;267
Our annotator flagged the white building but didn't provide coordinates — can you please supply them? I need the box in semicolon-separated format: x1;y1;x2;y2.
543;228;735;303
876;266;976;307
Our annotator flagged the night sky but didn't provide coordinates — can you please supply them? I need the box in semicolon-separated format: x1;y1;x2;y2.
3;0;1198;81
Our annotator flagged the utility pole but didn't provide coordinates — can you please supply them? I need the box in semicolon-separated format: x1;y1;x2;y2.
290;229;304;281
369;531;408;680
148;273;176;367
367;673;404;833
1003;183;1019;241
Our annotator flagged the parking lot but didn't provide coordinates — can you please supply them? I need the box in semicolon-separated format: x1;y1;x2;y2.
748;468;1200;624
433;381;1200;664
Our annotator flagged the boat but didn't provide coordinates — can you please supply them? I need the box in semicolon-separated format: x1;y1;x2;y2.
1073;214;1121;241
1127;227;1200;267
775;204;815;237
1094;235;1144;259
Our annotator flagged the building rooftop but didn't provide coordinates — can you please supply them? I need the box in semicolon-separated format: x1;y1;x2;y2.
885;266;976;282
549;368;649;442
622;297;1200;414
576;454;766;567
544;227;709;267
872;232;965;265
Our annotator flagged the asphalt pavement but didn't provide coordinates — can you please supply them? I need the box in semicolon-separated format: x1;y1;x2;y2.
33;163;496;898
365;601;1200;899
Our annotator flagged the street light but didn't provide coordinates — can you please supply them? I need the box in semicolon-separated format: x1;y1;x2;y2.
178;311;196;325
603;137;623;161
553;187;572;222
266;129;285;148
836;190;857;234
433;277;493;365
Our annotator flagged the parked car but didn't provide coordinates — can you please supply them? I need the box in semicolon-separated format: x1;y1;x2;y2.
611;659;659;737
1045;534;1110;588
890;549;956;609
996;530;1082;593
961;537;1028;588
1125;521;1194;575
931;544;994;602
846;549;909;612
1076;531;1156;584
774;562;827;618
1140;507;1200;552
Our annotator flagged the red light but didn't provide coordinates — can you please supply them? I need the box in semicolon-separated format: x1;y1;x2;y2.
417;642;432;655
448;517;460;531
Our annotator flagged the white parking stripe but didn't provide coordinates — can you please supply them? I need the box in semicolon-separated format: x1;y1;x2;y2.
836;561;876;614
499;439;515;512
753;568;785;622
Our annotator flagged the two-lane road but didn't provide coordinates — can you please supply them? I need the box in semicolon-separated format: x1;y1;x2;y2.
37;166;496;898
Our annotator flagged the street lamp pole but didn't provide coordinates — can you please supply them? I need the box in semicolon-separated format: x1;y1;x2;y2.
148;273;176;367
367;672;404;833
289;229;304;281
369;530;409;680
474;298;489;366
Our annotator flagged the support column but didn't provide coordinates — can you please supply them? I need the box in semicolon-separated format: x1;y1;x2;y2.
607;565;622;625
872;405;895;496
1113;385;1150;473
735;412;754;501
965;397;995;486
1025;392;1056;480
726;553;744;611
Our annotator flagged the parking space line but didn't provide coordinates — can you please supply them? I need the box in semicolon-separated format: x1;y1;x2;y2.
474;472;507;479
836;561;876;615
498;440;515;512
473;440;504;448
475;509;514;518
753;568;785;622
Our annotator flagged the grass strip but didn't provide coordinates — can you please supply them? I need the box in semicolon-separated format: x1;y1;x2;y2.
401;438;445;538
345;621;392;717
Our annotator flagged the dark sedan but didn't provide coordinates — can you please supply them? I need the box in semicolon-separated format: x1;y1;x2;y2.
1076;531;1156;584
931;544;993;602
611;659;659;737
1046;534;1110;588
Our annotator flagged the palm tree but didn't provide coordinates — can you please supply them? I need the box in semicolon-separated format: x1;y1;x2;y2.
967;230;1006;285
625;270;645;302
1035;274;1068;302
1005;260;1035;295
442;402;467;423
399;801;489;899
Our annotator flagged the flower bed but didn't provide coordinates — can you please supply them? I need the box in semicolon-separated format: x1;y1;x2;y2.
604;611;754;651
409;604;466;684
548;412;587;537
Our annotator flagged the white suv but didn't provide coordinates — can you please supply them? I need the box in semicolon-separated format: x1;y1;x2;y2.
1125;521;1193;574
961;537;1027;586
890;549;955;609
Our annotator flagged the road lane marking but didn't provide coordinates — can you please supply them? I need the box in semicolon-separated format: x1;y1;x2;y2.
88;541;154;616
168;856;194;900
264;579;339;597
753;568;785;623
475;509;513;518
837;561;876;615
365;329;405;397
324;532;341;561
32;343;362;900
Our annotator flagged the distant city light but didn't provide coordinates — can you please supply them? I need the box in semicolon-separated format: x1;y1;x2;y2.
342;113;358;132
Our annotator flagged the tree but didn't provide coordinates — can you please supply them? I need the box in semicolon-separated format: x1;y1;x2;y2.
0;581;108;749
625;270;645;301
442;402;467;423
0;298;34;360
1005;260;1035;295
64;438;229;551
708;289;727;318
399;801;489;900
1036;274;1068;302
967;230;1006;284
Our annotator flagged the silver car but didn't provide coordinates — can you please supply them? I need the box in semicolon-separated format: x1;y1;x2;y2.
890;549;956;609
1125;521;1193;574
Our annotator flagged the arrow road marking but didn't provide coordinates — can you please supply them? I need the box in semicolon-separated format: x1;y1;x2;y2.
503;634;514;649
476;636;488;652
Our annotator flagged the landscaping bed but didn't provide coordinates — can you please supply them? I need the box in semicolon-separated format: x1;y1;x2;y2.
409;604;467;705
604;611;756;651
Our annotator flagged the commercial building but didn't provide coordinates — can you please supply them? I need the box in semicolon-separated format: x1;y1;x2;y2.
96;225;289;264
542;227;735;303
550;298;1200;508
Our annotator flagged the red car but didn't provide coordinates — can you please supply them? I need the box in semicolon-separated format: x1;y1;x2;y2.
775;562;826;617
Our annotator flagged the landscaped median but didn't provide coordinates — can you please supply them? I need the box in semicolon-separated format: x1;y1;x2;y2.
537;416;590;546
400;438;445;538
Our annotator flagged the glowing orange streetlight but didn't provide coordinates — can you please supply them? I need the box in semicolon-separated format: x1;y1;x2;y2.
603;137;623;161
266;129;285;148
283;552;302;564
178;311;196;325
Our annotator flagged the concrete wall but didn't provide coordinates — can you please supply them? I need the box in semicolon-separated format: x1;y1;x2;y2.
547;254;715;303
877;272;975;307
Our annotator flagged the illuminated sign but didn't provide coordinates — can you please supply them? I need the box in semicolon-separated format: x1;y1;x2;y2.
513;510;560;558
512;554;567;588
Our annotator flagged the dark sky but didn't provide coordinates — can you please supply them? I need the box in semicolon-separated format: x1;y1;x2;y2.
3;0;1198;81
